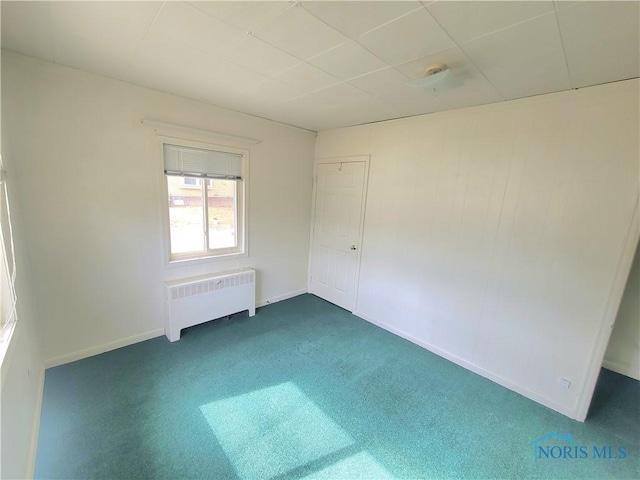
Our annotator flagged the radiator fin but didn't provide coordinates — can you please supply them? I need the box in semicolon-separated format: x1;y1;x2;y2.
170;271;255;301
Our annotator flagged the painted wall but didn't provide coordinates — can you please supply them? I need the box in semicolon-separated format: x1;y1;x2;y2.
0;11;46;477
315;79;639;419
1;51;316;365
604;241;640;380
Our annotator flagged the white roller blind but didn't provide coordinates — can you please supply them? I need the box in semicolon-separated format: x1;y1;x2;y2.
163;143;242;179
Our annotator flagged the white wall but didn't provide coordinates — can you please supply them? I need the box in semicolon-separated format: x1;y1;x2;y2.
316;79;639;419
604;241;640;380
2;51;316;365
1;11;46;478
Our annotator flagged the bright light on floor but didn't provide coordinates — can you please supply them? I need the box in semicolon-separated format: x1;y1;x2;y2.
200;382;358;479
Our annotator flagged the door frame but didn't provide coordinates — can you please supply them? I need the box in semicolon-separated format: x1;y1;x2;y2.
308;155;370;312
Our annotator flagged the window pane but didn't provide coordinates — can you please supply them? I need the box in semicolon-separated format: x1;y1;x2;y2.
208;179;236;250
167;176;204;254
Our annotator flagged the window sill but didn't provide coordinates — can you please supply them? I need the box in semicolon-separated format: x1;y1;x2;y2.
165;251;248;269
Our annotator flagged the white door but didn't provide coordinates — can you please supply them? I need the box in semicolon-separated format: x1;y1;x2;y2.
309;161;367;311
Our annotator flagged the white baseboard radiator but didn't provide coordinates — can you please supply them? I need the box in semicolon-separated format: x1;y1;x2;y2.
164;268;256;342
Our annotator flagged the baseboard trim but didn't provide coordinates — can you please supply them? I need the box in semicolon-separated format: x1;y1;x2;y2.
43;289;309;368
352;309;577;420
44;328;165;369
27;366;45;478
257;289;307;308
602;359;640;381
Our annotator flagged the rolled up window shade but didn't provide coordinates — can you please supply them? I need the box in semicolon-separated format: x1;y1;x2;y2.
163;143;242;179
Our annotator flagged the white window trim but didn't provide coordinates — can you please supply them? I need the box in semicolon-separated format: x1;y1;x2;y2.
158;135;249;266
0;157;18;377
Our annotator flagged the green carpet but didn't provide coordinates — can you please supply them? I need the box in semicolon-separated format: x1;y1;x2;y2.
35;294;639;479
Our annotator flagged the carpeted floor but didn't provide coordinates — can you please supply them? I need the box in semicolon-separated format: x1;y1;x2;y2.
35;294;639;479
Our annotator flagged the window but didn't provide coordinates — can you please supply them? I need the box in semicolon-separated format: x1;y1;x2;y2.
0;159;18;356
163;141;247;262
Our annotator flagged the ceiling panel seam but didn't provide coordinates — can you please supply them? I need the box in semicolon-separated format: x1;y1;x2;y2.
552;3;575;89
423;5;504;102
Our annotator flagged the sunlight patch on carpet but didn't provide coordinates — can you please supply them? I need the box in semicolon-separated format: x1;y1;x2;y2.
200;382;355;479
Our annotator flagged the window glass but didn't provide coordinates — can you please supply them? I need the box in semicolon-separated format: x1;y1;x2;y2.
207;179;236;250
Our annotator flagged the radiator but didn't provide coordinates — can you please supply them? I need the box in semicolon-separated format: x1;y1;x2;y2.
164;268;256;342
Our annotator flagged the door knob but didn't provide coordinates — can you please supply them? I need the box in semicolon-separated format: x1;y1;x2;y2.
350;245;357;250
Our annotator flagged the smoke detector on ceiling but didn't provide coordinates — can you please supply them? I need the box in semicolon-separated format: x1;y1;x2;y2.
407;63;450;89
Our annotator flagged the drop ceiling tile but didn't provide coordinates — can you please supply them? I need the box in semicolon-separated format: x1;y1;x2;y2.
151;2;247;57
127;32;224;98
433;76;503;111
426;1;554;44
377;87;446;117
302;1;421;38
272;94;337;129
1;1;54;61
275;63;341;93
206;60;270;93
557;1;640;88
348;67;411;95
188;1;292;32
49;1;162;80
50;0;162;34
129;30;270;104
221;35;301;77
463;12;571;100
313;82;372;106
283;93;334;113
253;4;348;60
249;79;308;104
50;35;133;82
308;40;388;80
358;7;455;65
